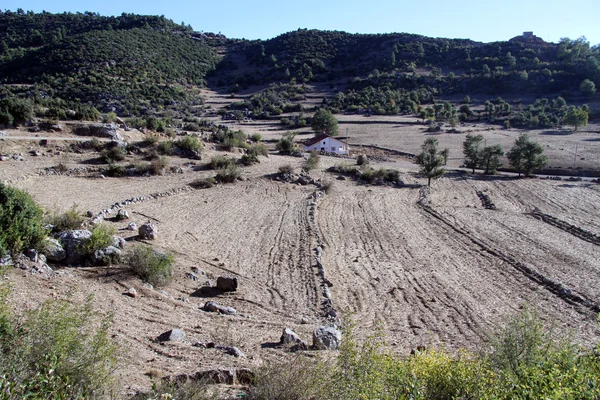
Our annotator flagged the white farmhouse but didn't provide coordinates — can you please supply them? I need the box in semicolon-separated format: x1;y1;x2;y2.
302;134;350;155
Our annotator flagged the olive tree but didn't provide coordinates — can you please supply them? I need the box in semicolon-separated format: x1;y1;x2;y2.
462;134;484;173
311;108;338;136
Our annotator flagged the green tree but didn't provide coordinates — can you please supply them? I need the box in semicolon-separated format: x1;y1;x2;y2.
507;134;548;176
440;148;450;165
462;134;484;173
562;107;588;131
480;145;504;174
580;79;596;97
0;183;46;255
414;138;446;186
311;108;338;136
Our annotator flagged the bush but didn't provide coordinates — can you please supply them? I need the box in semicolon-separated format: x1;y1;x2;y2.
81;224;115;256
209;155;236;170
303;151;320;172
189;177;215;189
215;164;241;183
149;156;168;175
249;133;262;142
102;112;118;123
0;183;46;255
45;204;86;232
128;245;174;287
101;146;126;163
278;164;295;175
240;143;269;165
0;289;118;399
176;135;203;153
142;133;160;146
276;132;297;154
105;163;126;177
321;179;334;194
356;154;369;166
157;140;174;155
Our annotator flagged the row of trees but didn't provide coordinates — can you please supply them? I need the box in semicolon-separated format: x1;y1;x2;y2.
416;134;548;186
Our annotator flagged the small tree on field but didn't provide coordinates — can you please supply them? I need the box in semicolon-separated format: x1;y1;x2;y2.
580;79;596;97
480;145;504;174
415;138;446;186
440;148;450;165
311;108;338;136
463;134;484;173
276;132;297;154
507;134;548;176
562;107;588;131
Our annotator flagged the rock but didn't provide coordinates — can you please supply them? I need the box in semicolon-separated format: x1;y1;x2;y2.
25;248;38;262
58;230;93;265
222;346;245;358
312;326;342;350
40;237;66;262
124;287;137;298
202;301;237;315
157;329;185;342
138;223;157;240
117;209;129;220
185;272;199;281
74;123;123;142
280;328;308;350
86;210;95;218
216;276;238;292
0;254;13;267
126;222;137;231
112;236;126;249
90;246;122;266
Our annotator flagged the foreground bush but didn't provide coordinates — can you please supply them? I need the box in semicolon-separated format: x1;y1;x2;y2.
128;245;174;287
81;224;116;256
215;164;241;183
44;204;86;232
0;183;46;256
0;283;118;398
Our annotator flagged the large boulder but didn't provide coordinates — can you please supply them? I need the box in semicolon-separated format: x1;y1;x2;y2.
216;276;238;292
157;328;185;342
138;223;157;240
57;230;92;265
89;246;122;266
40;238;66;262
202;301;237;315
74;123;123;141
312;326;342;350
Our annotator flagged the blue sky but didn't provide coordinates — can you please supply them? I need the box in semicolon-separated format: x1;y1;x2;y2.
3;0;599;45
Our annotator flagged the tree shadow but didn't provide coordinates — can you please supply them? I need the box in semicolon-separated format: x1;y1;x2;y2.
540;130;573;136
260;341;281;349
191;286;224;298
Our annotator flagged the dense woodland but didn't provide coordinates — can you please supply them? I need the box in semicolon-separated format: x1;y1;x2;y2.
0;10;598;129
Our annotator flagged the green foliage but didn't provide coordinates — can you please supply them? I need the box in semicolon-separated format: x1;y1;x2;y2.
480;144;504;174
128;245;174;287
276;132;297;154
249;133;262;142
0;183;46;255
188;177;216;189
0;291;118;399
311;108;338;136
0;97;33;125
414;138;446;186
215;164;242;183
157;140;174;155
507;134;548;176
81;224;115;256
209;155;236;170
580;79;596;96
356;154;369;166
240;143;269;165
278;164;295;175
101;145;126;163
562;106;589;131
104;162;126;177
149;156;169;175
463;134;484;173
44;204;86;232
212;128;248;150
302;150;320;172
102;112;117;123
176;135;203;153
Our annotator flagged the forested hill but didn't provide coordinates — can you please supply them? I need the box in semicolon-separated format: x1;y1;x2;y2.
0;10;598;123
219;29;600;98
0;10;221;116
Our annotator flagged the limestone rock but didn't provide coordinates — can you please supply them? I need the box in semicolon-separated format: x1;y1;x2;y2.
312;326;342;350
40;238;66;262
138;223;157;240
157;329;185;342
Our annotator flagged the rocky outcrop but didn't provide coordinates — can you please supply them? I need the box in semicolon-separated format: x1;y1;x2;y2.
312;325;342;350
74;123;123;142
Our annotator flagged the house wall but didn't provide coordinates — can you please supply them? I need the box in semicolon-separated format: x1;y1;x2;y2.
303;137;349;155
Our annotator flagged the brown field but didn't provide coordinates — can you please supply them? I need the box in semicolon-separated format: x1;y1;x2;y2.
1;88;600;395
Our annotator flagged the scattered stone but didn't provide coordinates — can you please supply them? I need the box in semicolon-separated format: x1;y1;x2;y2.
58;230;93;265
185;272;199;281
202;301;237;315
112;236;126;249
124;287;137;298
139;223;158;240
86;210;95;218
216;276;238;292
221;346;245;358
312;326;342;350
126;222;137;231
25;248;38;262
157;329;185;342
280;327;308;350
117;209;129;220
40;238;66;262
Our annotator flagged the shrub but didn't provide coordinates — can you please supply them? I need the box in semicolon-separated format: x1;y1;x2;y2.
249;133;262;142
101;146;126;163
102;112;118;123
128;245;174;287
276;132;297;154
55;162;68;173
81;224;115;256
157;140;174;155
209;155;236;170
0;289;118;399
0;183;46;255
215;164;241;183
278;164;295;175
321;179;334;194
356;154;369;166
89;137;104;151
142;133;160;146
176;135;203;153
105;163;126;177
45;204;86;232
149;156;168;176
189;177;215;189
240;144;269;166
302;151;320;172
